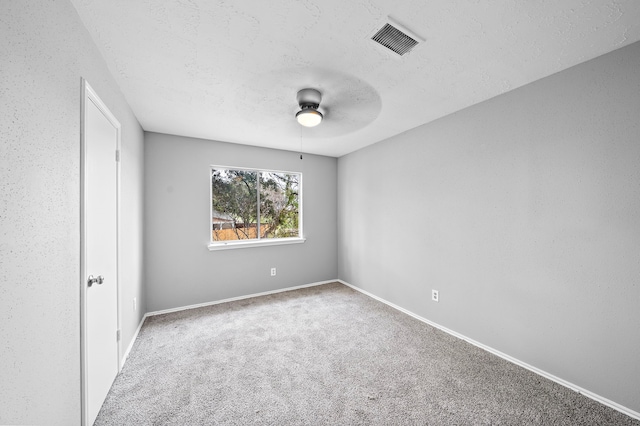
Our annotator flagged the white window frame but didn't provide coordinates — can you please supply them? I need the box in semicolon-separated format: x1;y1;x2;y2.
208;165;305;251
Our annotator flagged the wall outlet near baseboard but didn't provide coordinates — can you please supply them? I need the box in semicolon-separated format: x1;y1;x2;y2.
271;267;276;276
133;297;137;311
431;290;439;302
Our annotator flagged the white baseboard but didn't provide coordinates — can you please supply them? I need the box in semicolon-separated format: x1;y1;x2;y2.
145;279;337;317
337;279;640;421
120;314;148;370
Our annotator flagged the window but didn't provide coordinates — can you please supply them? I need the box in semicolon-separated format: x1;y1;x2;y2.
209;167;304;250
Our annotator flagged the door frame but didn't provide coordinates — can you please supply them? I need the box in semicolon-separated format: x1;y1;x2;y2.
80;79;122;426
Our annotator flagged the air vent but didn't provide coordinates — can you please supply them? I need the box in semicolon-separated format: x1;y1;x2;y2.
371;23;419;56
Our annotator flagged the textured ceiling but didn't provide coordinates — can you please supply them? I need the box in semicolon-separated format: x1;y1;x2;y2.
70;0;640;157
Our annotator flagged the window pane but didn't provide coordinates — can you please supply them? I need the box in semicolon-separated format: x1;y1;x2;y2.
259;172;300;239
211;169;258;241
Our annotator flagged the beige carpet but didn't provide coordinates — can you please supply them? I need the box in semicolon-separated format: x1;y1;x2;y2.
95;282;638;425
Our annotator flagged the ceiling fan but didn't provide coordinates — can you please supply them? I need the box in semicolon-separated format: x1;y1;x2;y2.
295;88;323;127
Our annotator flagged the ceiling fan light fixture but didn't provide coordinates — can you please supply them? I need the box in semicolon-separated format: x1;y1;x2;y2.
296;88;323;127
296;107;323;127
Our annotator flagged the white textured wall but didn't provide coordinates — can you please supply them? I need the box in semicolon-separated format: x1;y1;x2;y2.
338;41;640;413
144;132;337;312
0;1;144;424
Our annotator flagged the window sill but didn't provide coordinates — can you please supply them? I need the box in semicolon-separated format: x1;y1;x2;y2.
208;237;306;251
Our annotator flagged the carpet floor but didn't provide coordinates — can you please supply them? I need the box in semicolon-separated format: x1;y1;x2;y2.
95;282;639;425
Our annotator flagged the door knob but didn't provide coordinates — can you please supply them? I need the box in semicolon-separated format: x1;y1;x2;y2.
87;275;105;287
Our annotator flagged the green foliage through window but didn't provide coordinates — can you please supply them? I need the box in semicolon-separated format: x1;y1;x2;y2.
211;168;300;242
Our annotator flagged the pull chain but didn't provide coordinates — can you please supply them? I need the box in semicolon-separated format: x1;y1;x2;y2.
299;125;303;160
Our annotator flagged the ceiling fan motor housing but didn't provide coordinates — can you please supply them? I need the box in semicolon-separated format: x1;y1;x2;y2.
297;88;322;109
295;88;323;127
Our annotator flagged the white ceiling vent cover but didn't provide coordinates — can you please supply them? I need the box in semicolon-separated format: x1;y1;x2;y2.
370;19;424;56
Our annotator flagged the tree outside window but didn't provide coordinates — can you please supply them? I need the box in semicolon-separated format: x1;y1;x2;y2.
211;168;300;242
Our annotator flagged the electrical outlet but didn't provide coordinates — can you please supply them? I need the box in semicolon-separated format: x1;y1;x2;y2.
133;297;137;311
271;267;277;276
431;290;439;302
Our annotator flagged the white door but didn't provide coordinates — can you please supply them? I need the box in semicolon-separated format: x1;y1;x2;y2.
81;81;120;426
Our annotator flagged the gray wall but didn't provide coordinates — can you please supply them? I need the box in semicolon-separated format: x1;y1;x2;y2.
144;132;337;312
338;41;640;413
0;1;145;424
